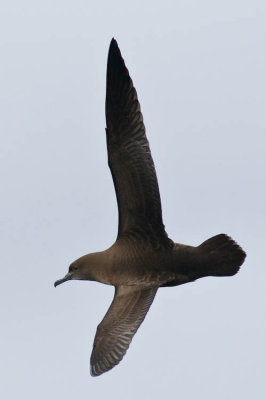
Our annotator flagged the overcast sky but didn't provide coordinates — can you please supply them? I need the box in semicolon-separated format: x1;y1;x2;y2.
1;1;265;399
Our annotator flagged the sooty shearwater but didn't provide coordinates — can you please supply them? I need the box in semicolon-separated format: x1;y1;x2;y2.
55;39;246;377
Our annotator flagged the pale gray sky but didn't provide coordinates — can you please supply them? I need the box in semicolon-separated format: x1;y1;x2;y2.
1;1;265;399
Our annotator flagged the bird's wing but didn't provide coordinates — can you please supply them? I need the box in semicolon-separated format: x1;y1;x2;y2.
106;39;170;246
90;285;158;376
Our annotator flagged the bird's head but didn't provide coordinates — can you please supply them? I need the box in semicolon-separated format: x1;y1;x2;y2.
54;262;81;287
54;253;102;287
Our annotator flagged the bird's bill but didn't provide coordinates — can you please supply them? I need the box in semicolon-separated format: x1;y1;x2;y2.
54;272;72;287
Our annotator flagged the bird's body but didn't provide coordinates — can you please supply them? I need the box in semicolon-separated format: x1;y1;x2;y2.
66;233;243;289
71;242;190;288
55;39;246;377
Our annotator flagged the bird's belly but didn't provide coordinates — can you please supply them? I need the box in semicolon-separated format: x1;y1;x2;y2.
98;253;189;287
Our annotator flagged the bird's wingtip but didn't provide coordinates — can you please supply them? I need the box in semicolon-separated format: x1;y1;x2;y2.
107;38;123;66
109;37;118;50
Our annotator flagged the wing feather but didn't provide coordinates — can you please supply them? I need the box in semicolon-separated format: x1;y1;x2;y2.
106;39;170;246
90;285;158;376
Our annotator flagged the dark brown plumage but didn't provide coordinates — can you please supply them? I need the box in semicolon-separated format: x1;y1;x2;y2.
55;39;246;377
106;39;170;247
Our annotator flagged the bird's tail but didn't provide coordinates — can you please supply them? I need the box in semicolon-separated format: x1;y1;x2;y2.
198;234;246;276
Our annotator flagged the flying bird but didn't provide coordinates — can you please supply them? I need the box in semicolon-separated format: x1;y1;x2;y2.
55;39;246;377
